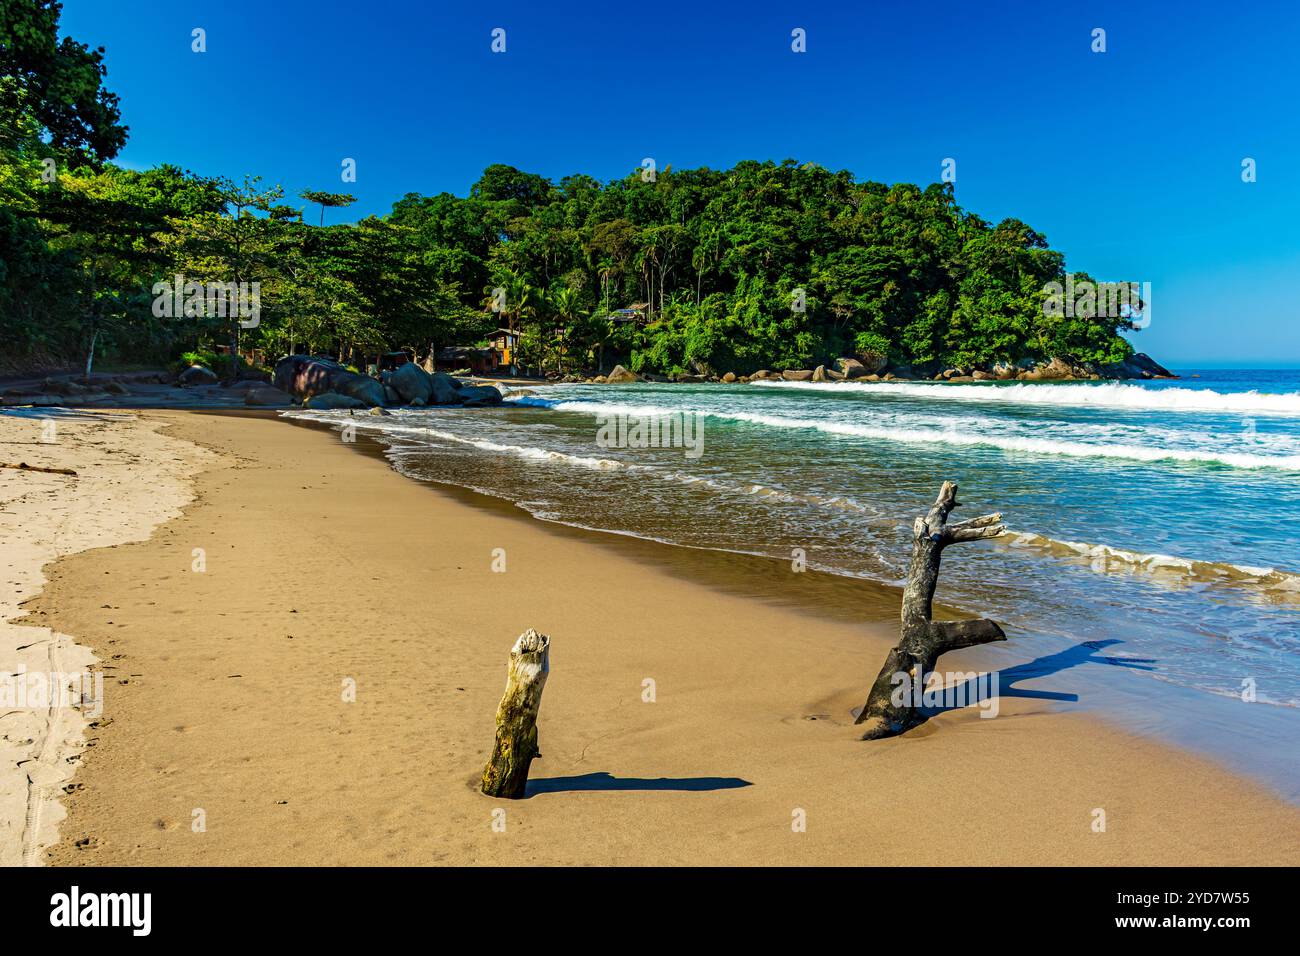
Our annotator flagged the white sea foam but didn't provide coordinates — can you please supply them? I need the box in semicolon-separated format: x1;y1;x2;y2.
524;399;1300;471
1003;531;1300;595
751;379;1300;416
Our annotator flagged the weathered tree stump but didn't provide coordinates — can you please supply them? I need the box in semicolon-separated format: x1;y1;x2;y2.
481;629;551;798
856;481;1007;740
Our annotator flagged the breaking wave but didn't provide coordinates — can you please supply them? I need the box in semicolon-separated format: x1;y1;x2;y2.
513;397;1300;471
752;379;1300;416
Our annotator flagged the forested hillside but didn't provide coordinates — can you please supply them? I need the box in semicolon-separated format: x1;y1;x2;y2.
2;0;1140;377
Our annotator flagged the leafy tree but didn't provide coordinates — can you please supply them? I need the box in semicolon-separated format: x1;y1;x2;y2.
300;189;356;227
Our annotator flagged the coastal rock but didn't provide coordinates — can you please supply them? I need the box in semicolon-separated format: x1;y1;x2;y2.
992;361;1016;380
177;365;218;387
812;365;828;382
104;381;130;394
42;378;88;396
855;352;889;374
751;369;772;381
781;369;814;381
835;357;867;379
244;386;293;406
388;362;434;404
972;370;993;381
1128;352;1175;378
303;392;366;410
383;385;401;404
826;368;845;381
429;371;463;405
332;371;387;407
721;372;737;383
457;384;504;407
605;365;638;384
1021;357;1076;381
274;355;346;398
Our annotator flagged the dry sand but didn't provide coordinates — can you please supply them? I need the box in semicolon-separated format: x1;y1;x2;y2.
10;409;1296;865
0;410;212;865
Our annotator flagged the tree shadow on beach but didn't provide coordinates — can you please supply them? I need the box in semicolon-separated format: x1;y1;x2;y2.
922;638;1157;719
525;772;752;798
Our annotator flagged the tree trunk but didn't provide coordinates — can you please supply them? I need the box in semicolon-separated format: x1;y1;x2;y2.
481;629;551;798
83;327;98;383
855;481;1008;740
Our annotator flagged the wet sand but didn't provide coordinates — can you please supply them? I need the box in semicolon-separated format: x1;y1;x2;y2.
25;409;1300;865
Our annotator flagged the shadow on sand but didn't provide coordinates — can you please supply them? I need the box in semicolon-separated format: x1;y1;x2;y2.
525;772;752;797
922;638;1157;719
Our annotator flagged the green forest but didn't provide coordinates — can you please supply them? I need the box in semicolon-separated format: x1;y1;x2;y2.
2;0;1141;379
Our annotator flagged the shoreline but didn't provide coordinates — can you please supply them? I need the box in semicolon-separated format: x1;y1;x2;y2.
289;407;1300;803
15;407;1296;865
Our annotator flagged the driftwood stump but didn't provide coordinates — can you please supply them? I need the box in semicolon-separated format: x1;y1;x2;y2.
856;481;1007;740
481;629;551;798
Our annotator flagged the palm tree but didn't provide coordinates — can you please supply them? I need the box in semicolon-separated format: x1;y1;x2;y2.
483;271;539;372
548;286;586;372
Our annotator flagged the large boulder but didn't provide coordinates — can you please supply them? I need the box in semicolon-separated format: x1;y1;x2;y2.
457;384;504;407
854;352;889;375
811;365;828;382
429;371;463;405
244;386;293;406
1020;357;1076;381
1128;353;1175;378
605;364;638;384
781;369;814;381
331;371;387;407
303;392;366;410
834;357;867;379
177;365;218;387
274;355;346;397
388;362;434;404
721;371;737;383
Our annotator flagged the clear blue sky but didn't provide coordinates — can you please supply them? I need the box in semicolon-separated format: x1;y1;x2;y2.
60;0;1300;366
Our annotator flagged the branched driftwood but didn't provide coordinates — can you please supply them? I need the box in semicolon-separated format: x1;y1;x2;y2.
481;629;551;798
856;481;1007;740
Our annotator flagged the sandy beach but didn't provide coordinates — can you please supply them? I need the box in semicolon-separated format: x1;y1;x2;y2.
1;408;1293;866
0;410;213;865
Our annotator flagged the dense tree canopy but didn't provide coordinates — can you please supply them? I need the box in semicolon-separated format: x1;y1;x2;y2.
1;0;1140;377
